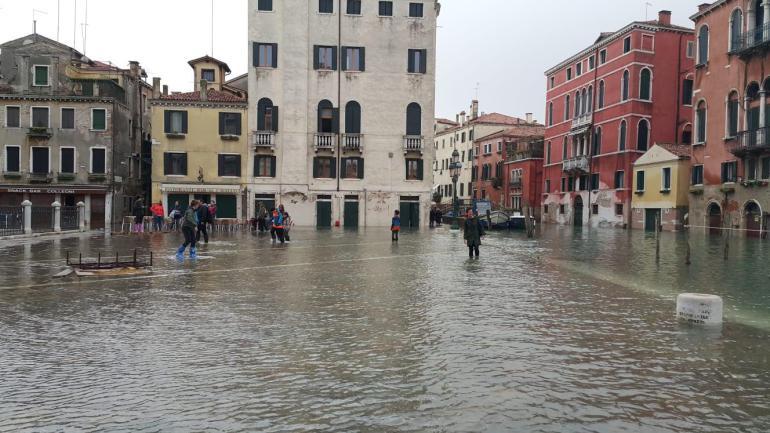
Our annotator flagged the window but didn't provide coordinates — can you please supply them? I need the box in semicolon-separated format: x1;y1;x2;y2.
60;108;75;129
591;204;599;215
615;203;624;216
567;177;574;192
345;101;361;134
682;125;693;145
406;158;423;180
747;158;757;180
548;102;553;126
564;95;570;120
575;91;581;117
566;68;572;80
31;147;50;174
347;0;361;14
763;158;770;179
406;102;421;135
91;108;106;130
619;120;627;150
721;161;737;183
258;0;273;11
4;146;20;172
33;65;49;86
408;49;427;74
559;204;565;214
599;49;607;64
590;173;599;190
60;148;75;173
379;1;393;16
727;91;739;138
545;179;551;193
163;152;187;176
686;41;695;58
589;56;595;70
257;98;278;131
598;80;605;109
636;170;645;191
462;132;466;143
164;110;188;134
562;138;568;160
698;26;709;65
201;69;215;82
691;165;704;185
730;9;743;52
319;0;334;13
314;46;337;70
592;127;602;155
90;148;106;174
218;154;241;177
696;101;706;144
621;70;630;101
682;79;694;105
318;100;338;133
639;69;652;101
576;62;582;76
5;106;20;128
342;47;365;71
314;157;336;179
341;157;364;179
561;177;566;192
623;36;632;53
587;85;593;112
550;76;555;89
546;142;551;164
409;2;424;17
253;42;278;68
614;170;625;189
637;119;649;151
31;107;49;128
219;112;242;136
497;141;503;153
469;130;474;141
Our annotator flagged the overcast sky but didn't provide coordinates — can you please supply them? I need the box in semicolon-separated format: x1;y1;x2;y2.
1;0;703;122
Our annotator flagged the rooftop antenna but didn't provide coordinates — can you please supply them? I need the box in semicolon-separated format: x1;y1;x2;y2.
73;0;77;49
81;0;89;55
210;0;214;56
33;9;47;35
645;2;652;20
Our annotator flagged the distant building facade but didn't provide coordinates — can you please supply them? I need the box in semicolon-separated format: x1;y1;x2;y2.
542;11;694;228
503;137;545;219
631;143;691;231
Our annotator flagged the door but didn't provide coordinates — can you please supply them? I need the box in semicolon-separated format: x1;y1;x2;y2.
344;200;359;228
254;198;275;218
90;195;105;230
399;201;420;229
216;195;237;219
645;209;661;231
316;201;332;228
573;196;584;226
745;202;762;238
168;194;190;216
707;203;722;235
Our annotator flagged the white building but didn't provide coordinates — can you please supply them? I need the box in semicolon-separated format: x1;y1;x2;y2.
433;100;531;202
246;0;439;228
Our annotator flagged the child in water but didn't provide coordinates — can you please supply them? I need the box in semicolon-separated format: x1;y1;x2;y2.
391;210;401;242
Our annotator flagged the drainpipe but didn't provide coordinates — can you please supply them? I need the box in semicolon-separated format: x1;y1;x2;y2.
588;46;600;226
674;33;683;143
336;0;342;194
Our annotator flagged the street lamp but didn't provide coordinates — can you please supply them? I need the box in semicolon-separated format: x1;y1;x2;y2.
450;148;462;230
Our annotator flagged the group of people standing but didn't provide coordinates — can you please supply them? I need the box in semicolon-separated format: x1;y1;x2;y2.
429;206;444;228
131;198;217;234
254;203;293;244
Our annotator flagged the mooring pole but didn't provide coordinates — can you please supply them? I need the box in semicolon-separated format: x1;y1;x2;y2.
97;252;101;269
655;214;660;263
66;250;70;266
133;249;137;267
116;251;119;266
150;251;153;267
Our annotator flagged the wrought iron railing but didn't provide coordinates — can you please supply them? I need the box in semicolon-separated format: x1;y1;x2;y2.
0;206;23;236
61;206;80;231
563;155;590;173
731;22;770;54
509;177;522;187
731;128;770;155
31;206;55;233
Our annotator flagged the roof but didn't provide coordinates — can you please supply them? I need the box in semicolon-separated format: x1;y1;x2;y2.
159;88;245;103
657;143;692;158
188;55;231;73
690;1;725;21
0;33;83;56
475;126;546;143
435;117;458;125
474;112;528;125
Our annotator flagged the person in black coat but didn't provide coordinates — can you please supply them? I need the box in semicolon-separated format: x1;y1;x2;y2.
463;208;485;258
196;202;210;243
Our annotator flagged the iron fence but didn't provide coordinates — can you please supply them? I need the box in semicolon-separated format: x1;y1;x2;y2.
31;206;55;233
61;206;80;231
0;206;24;236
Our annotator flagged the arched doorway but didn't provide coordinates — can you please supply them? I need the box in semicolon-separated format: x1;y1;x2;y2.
745;201;762;238
574;196;584;226
707;203;722;235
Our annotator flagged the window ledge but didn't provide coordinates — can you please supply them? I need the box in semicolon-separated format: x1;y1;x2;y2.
2;172;22;179
220;176;240;179
660;189;671;194
165;174;187;178
343;70;363;74
723;136;737;142
90;129;107;132
344;13;362;17
693;142;706;147
406;72;426;76
166;133;186;139
220;134;241;141
255;66;277;70
635;190;645;195
253;176;276;179
378;15;393;18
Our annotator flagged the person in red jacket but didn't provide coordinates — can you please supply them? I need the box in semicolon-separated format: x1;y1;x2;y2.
150;202;165;232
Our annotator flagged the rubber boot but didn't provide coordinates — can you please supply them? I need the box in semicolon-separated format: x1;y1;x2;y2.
176;245;185;259
189;247;197;259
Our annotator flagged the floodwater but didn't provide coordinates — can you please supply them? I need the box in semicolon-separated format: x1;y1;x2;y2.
0;226;768;433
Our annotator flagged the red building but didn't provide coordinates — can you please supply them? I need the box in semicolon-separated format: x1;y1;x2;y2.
690;1;770;238
473;123;544;207
542;11;694;227
503;137;545;218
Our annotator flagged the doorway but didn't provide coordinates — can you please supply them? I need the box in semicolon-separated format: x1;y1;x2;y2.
707;203;722;235
745;201;762;238
645;208;661;232
316;196;332;228
399;197;420;229
344;197;359;229
573;196;584;226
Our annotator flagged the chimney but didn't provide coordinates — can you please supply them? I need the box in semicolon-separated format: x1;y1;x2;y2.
455;114;460;124
658;10;671;26
471;100;479;119
162;85;168;97
200;79;208;101
526;113;533;123
460;111;466;126
698;3;710;12
152;77;161;99
128;61;140;78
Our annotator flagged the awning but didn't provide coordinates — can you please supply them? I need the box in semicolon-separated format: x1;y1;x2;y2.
0;185;108;194
160;183;244;194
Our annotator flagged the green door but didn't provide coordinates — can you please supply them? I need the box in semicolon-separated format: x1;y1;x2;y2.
344;201;359;228
216;195;237;218
399;201;420;228
316;201;332;228
168;194;190;214
645;208;661;231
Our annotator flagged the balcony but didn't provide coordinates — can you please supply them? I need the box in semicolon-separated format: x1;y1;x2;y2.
253;131;275;150
730;23;770;58
571;113;592;130
27;127;53;139
509;176;522;187
57;172;77;181
342;134;364;152
563;155;590;173
29;171;54;183
403;135;424;154
730;128;770;156
88;172;108;182
314;133;337;152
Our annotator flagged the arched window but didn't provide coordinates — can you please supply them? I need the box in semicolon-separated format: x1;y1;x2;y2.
592;126;602;155
619;120;627;150
698;26;709;65
637;119;650;151
727;91;740;137
621;70;630;101
598;80;605;109
696;100;707;144
587;85;593;113
565;95;571;120
548;102;554;126
406;102;422;135
562;136;568;160
581;88;587;115
345;101;361;134
546;141;551;164
257;97;276;131
682;124;692;145
318;99;335;133
730;9;743;52
639;68;652;101
574;91;581;117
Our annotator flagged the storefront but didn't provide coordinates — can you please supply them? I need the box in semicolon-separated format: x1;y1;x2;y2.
0;185;111;229
158;184;244;219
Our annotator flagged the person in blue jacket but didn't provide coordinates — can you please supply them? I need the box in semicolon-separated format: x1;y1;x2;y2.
391;210;401;242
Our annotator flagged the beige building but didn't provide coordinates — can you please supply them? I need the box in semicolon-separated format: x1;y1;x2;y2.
631;143;691;232
246;0;440;228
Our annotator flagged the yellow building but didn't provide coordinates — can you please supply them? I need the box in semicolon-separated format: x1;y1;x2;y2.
150;57;248;219
631;144;691;232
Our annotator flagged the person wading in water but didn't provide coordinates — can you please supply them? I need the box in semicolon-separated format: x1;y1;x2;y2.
463;208;485;258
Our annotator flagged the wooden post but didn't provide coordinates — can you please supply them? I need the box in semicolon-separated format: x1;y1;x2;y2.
97;252;101;269
655;213;660;263
133;249;137;267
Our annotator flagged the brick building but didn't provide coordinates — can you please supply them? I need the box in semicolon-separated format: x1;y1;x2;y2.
503;137;545;218
542;11;694;228
690;1;770;238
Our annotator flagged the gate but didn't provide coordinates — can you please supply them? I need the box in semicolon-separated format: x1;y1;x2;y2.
31;206;55;233
0;206;24;236
344;197;359;228
61;206;80;231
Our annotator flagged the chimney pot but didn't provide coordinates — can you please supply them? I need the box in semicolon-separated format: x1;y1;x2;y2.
200;79;208;101
162;85;168;96
152;77;161;99
526;113;533;123
658;10;671;26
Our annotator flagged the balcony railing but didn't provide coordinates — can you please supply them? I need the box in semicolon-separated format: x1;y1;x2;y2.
509;177;522;187
571;113;592;130
563;155;590;173
28;172;54;183
253;131;275;149
314;133;337;152
27;127;53;138
342;133;363;152
403;135;424;153
731;127;770;156
730;22;770;56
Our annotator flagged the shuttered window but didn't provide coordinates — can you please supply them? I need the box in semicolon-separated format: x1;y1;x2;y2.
219;112;242;136
347;0;361;14
5;146;20;172
257;0;272;11
32;107;49;128
691;165;704;185
164;110;188;134
31;147;49;174
405;159;423;180
342;47;365;72
313;157;336;179
319;0;334;13
408;49;427;74
409;2;424;17
5;106;20;128
379;1;393;16
314;46;337;70
721;161;737;183
636;171;645;192
341;157;364;179
92;109;106;130
60;148;75;173
163;153;187;176
254;156;277;177
61;108;75;129
218;154;241;177
253;42;278;68
33;65;49;86
91;148;106;174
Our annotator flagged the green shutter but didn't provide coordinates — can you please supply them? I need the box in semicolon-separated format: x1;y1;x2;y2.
340;158;347;179
331;46;338;70
360;47;365;71
181;153;188;176
358;158;364;179
420;50;428;74
163;153;171;175
164;111;171;134
330;157;337;179
313;158;319;178
235;113;242;135
313;45;320;70
341;46;348;71
408;50;415;73
219;113;225;135
417;159;424;180
181;111;189;133
271;43;278;67
218;155;224;176
253;42;259;67
332;108;340;133
270;156;277;177
272;106;279;132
